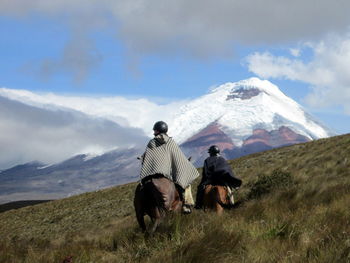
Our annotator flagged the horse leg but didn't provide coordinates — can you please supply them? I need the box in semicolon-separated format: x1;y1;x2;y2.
150;217;161;234
170;185;183;212
136;210;146;232
135;200;146;231
134;184;146;232
204;186;224;214
215;203;224;215
149;207;163;234
171;199;182;212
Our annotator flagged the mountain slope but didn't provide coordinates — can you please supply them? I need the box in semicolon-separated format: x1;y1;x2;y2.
0;148;142;204
1;133;349;262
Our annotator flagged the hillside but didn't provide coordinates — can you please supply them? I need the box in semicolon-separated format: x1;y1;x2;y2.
0;134;349;262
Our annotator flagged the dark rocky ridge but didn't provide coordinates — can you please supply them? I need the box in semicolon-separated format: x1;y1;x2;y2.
226;87;262;100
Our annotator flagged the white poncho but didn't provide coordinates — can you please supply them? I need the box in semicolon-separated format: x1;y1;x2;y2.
140;134;199;189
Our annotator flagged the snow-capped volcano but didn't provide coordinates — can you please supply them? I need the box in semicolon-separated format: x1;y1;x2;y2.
171;78;333;165
171;77;331;144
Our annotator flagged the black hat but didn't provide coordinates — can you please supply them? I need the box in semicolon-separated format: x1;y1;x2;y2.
208;145;220;155
153;121;168;134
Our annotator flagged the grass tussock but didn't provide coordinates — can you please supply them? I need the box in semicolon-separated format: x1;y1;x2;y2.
0;133;350;262
247;169;294;199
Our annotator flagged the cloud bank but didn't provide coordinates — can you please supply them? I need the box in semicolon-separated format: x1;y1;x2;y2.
0;95;149;169
0;87;188;169
245;34;350;115
2;0;350;63
0;88;187;136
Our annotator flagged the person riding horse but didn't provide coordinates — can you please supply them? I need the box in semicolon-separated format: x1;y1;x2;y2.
140;121;199;214
195;145;242;209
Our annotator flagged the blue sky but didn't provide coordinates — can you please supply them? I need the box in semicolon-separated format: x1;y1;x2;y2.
0;15;253;99
1;1;350;136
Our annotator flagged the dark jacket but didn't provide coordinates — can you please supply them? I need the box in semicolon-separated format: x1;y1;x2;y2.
200;155;242;188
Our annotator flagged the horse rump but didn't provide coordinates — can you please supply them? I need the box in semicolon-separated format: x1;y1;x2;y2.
134;175;182;233
203;185;231;214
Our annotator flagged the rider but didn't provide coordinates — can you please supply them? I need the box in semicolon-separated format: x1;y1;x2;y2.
140;121;199;214
195;145;242;209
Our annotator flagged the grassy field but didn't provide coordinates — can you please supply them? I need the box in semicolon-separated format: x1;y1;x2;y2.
0;134;349;262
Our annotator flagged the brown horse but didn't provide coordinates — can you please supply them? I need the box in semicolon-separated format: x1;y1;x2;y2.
134;176;182;233
202;185;232;215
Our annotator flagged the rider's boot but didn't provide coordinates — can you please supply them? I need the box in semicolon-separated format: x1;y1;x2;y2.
182;185;194;214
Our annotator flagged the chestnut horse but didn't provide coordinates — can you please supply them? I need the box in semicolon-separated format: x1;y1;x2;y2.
203;185;232;215
134;176;182;233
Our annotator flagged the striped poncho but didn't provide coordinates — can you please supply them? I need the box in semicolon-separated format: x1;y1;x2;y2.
140;134;199;189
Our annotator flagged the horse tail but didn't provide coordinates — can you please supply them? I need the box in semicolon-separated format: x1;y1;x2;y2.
143;180;167;215
215;186;232;209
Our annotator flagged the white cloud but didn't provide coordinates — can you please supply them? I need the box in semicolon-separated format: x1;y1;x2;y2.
290;48;301;57
0;88;188;137
245;34;350;115
0;87;190;169
0;95;150;169
2;0;350;77
99;1;350;55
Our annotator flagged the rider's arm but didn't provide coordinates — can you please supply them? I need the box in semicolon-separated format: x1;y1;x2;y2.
216;157;242;187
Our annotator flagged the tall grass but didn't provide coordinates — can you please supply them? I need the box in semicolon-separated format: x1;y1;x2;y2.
0;134;349;262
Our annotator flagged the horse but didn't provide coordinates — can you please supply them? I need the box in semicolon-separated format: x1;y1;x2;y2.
202;185;233;215
134;175;183;233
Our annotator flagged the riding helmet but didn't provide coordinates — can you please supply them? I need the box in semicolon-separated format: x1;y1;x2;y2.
153;121;168;134
208;145;220;155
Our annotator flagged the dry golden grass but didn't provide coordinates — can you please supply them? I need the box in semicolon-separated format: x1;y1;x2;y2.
0;134;349;262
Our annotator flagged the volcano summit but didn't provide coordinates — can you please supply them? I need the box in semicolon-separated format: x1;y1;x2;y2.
173;78;334;165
